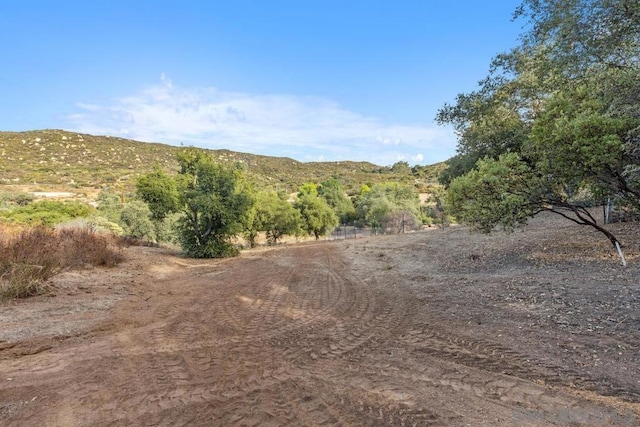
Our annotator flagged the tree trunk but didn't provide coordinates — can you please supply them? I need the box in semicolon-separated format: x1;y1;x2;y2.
547;206;627;266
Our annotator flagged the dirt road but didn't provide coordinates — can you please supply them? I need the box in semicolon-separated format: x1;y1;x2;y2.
0;217;638;426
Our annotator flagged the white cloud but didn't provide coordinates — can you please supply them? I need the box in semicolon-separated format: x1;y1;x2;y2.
160;72;173;90
76;102;101;112
377;136;402;146
66;75;456;165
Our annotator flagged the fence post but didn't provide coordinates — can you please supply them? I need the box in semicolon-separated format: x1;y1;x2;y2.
604;198;611;224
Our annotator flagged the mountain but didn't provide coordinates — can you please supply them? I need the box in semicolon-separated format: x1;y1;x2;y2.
0;129;443;193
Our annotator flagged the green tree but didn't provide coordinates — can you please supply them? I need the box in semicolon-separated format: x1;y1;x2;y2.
437;0;640;262
438;154;483;187
136;166;180;222
446;154;543;233
298;182;319;197
444;84;638;259
390;161;411;175
446;153;624;248
243;191;302;247
154;212;181;244
242;192;266;249
137;149;254;258
294;185;338;240
514;0;640;76
354;182;420;230
528;85;640;209
318;178;356;223
262;192;303;244
355;186;394;228
383;182;421;214
511;0;640;209
119;200;156;241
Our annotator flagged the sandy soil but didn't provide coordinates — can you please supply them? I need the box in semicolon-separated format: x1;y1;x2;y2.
0;214;638;426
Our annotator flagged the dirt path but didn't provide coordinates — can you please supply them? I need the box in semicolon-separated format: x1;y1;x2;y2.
0;218;639;426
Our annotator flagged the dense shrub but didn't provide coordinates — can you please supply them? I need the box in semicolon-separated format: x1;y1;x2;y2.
96;190;123;223
0;191;35;207
119;200;156;240
0;200;94;226
12;192;35;206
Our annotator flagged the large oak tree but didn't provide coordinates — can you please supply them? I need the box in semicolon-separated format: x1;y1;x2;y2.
137;149;254;258
438;0;640;263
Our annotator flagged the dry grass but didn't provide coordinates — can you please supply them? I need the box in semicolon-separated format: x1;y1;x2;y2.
0;226;124;300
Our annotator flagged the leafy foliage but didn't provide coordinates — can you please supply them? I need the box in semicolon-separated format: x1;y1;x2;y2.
354;183;421;230
136;167;180;221
514;0;640;76
96;190;123;223
528;85;639;207
243;191;302;247
0;200;94;226
119;200;157;241
446;154;541;233
355;186;393;228
177;150;254;257
294;185;338;240
318;179;356;223
390;161;411;175
138;149;254;258
438;0;640;254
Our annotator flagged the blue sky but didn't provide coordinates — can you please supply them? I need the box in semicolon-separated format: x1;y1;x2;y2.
1;1;524;166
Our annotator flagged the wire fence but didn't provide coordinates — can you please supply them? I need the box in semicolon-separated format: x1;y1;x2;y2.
328;224;370;240
326;223;436;241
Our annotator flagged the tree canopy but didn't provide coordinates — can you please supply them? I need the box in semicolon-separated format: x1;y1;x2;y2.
437;0;640;260
295;184;338;240
354;182;421;230
137;149;254;258
318;178;356;223
243;191;302;247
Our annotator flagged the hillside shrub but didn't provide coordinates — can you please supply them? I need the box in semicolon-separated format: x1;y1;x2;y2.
11;192;35;206
96;190;123;223
0;200;94;226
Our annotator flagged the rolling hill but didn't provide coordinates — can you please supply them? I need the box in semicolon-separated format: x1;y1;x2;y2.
0;129;445;195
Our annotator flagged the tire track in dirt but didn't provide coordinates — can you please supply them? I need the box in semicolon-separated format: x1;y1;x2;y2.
394;324;640;403
1;242;638;426
125;245;444;425
267;245;414;365
258;245;637;425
